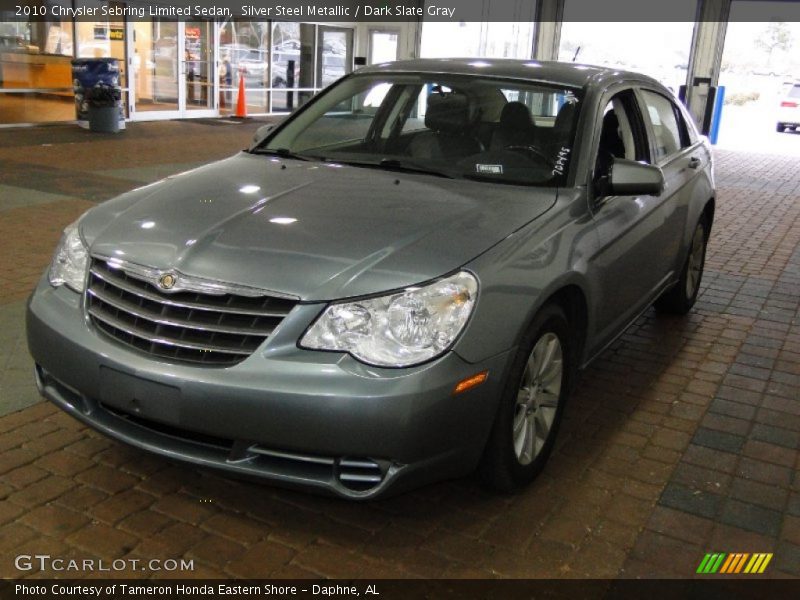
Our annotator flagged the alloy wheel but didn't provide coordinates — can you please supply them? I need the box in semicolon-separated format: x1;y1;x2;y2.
686;223;706;299
513;332;563;465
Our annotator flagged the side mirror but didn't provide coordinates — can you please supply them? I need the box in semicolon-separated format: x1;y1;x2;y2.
606;158;665;196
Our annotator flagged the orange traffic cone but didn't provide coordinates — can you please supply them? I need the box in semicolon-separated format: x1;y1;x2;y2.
234;72;247;119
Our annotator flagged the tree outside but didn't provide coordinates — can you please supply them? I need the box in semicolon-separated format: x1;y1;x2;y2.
754;21;793;70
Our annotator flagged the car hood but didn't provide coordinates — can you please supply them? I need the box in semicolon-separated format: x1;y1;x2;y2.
82;152;557;301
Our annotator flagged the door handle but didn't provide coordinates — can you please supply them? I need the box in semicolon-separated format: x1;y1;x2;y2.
688;156;701;170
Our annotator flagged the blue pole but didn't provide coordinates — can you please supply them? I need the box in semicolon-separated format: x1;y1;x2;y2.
709;85;725;145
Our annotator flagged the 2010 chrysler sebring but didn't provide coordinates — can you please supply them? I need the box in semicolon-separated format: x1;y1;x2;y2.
27;60;714;499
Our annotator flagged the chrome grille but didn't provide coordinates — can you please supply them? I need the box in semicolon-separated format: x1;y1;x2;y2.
86;259;296;366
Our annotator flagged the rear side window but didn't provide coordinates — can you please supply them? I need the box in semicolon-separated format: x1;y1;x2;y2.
640;90;685;161
790;85;800;99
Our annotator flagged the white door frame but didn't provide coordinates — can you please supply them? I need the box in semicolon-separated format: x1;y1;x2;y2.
127;20;219;121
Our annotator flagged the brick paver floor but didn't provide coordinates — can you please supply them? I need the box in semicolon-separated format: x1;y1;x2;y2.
0;122;798;579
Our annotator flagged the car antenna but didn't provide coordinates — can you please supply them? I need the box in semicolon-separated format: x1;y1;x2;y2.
572;46;581;62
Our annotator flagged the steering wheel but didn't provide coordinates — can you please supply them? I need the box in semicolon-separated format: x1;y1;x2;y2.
505;145;554;167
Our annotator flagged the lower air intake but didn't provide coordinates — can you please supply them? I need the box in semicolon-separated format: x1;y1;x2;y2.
336;457;386;492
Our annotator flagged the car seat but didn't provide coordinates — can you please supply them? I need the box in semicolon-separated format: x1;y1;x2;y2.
407;93;483;159
490;101;537;150
551;102;577;145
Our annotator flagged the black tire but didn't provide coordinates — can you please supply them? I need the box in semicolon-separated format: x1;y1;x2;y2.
654;216;708;315
777;123;785;133
479;304;573;493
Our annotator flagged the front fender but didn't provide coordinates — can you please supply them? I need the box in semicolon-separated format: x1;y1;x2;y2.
454;191;592;364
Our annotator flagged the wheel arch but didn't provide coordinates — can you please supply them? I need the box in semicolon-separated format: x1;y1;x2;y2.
702;196;715;234
547;284;589;373
515;278;591;374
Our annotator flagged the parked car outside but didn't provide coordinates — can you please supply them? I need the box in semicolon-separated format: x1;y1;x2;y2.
28;59;715;499
220;44;269;87
320;52;347;87
777;82;800;132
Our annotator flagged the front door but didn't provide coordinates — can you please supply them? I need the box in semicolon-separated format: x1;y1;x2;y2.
127;20;217;120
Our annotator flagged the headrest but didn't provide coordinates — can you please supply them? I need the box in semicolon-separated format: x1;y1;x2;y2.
601;111;620;136
425;93;471;135
554;101;577;132
499;101;534;130
600;111;626;157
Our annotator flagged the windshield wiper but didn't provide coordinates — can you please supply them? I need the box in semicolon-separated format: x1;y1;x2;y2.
325;157;454;179
250;147;315;161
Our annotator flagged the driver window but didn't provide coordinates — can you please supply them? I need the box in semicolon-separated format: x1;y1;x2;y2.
594;90;646;176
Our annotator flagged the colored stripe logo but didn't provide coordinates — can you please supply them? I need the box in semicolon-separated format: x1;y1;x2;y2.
696;552;773;574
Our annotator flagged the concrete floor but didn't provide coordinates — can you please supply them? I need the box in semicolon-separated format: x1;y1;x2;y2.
0;120;798;579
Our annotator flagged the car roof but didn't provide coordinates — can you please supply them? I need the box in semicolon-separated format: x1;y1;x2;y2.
357;58;662;91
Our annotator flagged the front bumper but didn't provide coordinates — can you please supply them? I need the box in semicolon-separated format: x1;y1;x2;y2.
26;279;512;499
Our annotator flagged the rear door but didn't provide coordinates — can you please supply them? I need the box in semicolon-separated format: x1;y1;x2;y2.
637;88;709;276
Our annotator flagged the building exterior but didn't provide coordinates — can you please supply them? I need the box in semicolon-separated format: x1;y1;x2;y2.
1;0;776;132
1;2;395;124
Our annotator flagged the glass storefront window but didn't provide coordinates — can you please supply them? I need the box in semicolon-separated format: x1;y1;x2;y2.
317;27;352;89
131;20;179;112
0;22;31;52
12;1;74;56
185;21;214;112
219;21;351;116
219;20;271;115
0;1;75;124
271;22;315;112
76;1;125;61
1;9;355;124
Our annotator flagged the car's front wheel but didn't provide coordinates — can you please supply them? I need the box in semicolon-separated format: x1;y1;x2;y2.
480;304;572;492
777;123;786;133
655;216;708;314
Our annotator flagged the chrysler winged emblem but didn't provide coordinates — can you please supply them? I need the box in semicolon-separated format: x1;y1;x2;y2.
158;273;176;290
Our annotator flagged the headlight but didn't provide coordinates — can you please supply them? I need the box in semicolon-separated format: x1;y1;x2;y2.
300;271;478;367
48;221;88;292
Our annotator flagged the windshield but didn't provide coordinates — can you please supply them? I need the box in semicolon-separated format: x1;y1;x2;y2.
258;73;581;186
